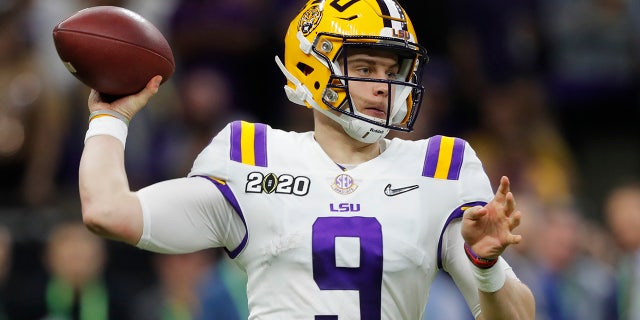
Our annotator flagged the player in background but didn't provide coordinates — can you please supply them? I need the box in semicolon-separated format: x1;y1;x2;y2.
78;0;535;319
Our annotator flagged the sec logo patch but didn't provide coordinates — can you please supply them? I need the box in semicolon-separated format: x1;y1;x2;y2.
331;173;358;195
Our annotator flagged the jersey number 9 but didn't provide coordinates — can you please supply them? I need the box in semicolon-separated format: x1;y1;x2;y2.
312;216;383;319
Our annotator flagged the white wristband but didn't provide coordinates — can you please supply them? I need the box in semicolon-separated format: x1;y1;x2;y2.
470;257;507;293
85;116;128;148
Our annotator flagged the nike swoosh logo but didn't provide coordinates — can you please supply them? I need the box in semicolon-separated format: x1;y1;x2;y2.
384;184;419;196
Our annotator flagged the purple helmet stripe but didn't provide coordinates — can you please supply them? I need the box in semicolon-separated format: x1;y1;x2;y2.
375;0;407;31
375;0;392;28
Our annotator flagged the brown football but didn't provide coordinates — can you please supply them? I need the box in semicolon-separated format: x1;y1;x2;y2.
52;6;175;97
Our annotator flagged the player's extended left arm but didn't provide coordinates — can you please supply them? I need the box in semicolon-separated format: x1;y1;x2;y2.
462;176;536;320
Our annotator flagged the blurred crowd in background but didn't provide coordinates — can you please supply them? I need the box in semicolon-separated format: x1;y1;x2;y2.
0;0;638;319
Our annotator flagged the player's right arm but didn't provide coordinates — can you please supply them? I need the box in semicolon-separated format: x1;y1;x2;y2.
79;76;160;244
80;76;242;253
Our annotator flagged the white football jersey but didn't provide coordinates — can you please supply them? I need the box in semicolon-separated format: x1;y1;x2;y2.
175;121;496;320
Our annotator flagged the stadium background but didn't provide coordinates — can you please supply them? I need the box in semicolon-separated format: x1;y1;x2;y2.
0;0;638;319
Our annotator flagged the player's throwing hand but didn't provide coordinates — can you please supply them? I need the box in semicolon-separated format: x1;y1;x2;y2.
87;75;162;121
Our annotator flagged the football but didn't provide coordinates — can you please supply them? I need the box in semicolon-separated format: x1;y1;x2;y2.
52;6;175;97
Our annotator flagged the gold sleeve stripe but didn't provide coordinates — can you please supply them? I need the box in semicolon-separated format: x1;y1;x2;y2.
240;121;256;165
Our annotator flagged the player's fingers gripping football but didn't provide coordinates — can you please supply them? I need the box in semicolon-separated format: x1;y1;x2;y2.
88;76;162;120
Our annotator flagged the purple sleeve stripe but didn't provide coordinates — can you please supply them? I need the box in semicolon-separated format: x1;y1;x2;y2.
422;135;466;180
253;123;268;167
436;201;487;270
195;175;248;259
422;135;442;177
229;121;268;167
230;121;243;163
447;138;465;180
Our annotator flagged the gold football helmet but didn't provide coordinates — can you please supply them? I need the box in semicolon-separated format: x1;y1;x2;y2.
275;0;428;143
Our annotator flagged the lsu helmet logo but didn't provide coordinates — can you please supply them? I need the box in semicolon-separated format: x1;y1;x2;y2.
392;28;411;40
298;5;322;36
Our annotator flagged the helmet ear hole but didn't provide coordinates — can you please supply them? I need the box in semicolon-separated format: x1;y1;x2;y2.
314;82;320;90
296;62;314;76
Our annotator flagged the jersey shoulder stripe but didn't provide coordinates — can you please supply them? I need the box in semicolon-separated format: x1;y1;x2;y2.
422;135;466;180
229;120;268;167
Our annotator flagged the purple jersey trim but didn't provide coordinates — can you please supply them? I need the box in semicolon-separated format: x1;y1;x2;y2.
422;135;466;180
448;138;465;180
254;123;268;166
230;121;242;162
196;175;248;259
436;201;487;269
229;121;268;167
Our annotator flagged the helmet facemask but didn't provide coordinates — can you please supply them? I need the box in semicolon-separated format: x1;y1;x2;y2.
314;34;427;142
325;39;425;131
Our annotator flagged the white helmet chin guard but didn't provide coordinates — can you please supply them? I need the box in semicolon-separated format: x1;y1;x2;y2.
339;112;391;144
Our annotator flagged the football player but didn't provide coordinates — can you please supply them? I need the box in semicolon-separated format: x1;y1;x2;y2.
79;0;535;319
